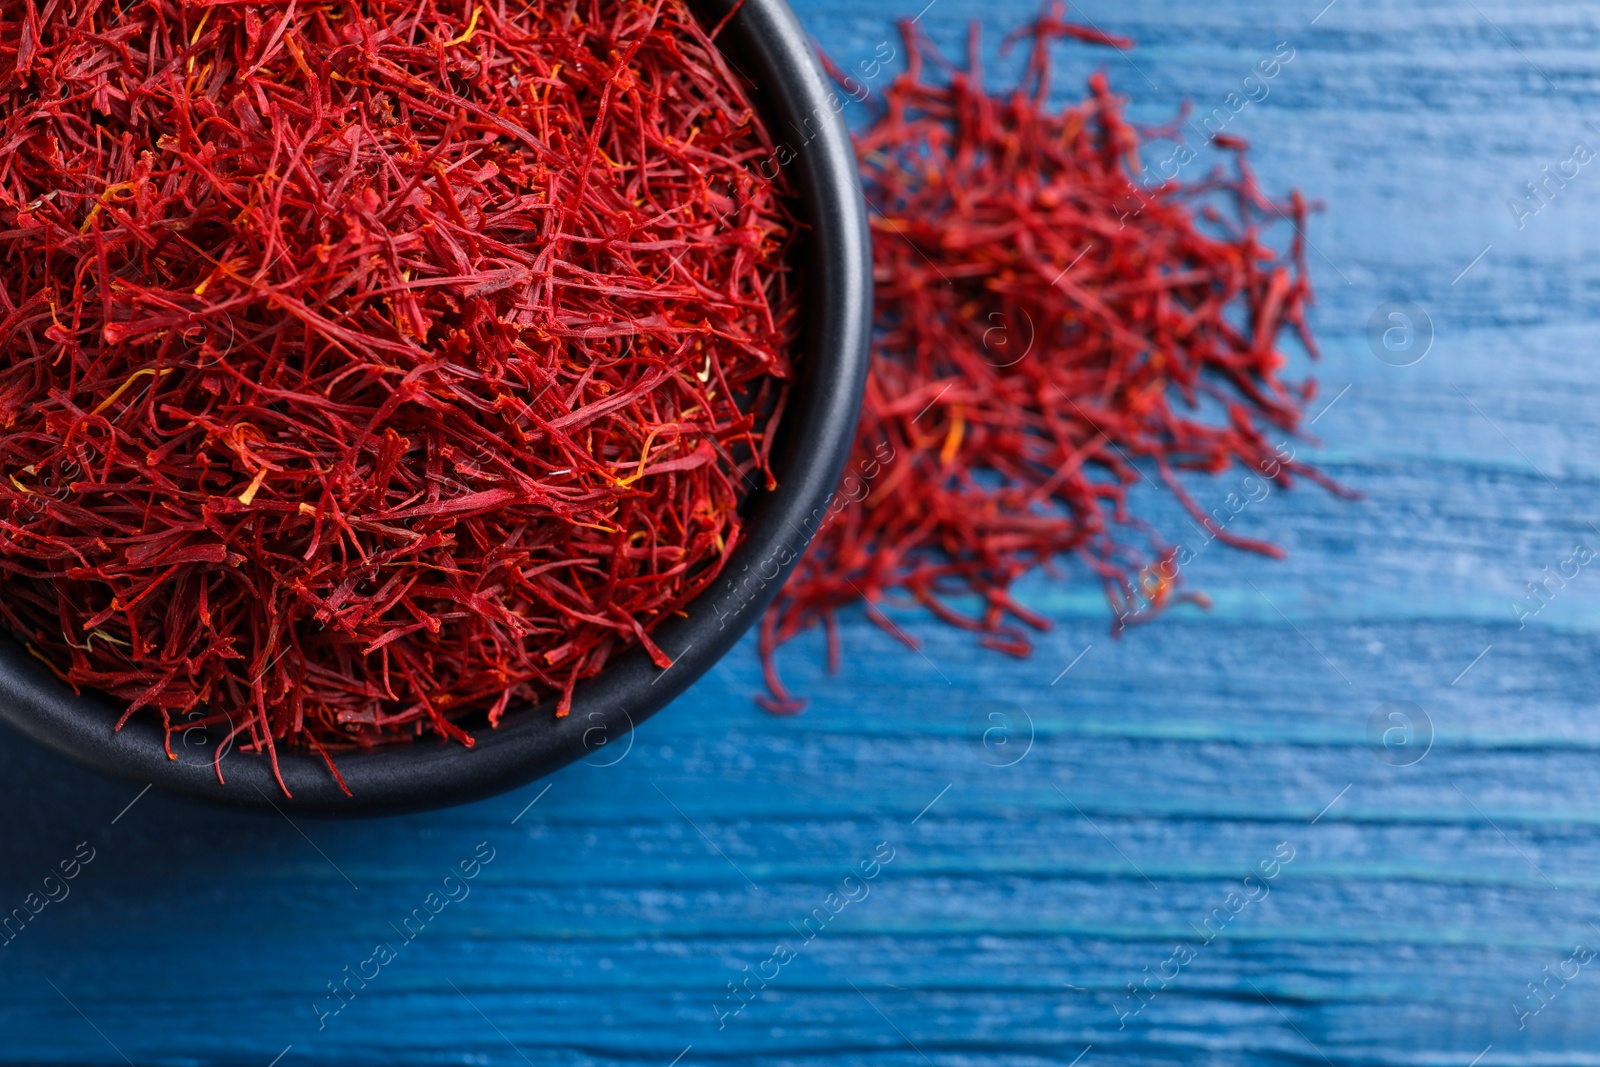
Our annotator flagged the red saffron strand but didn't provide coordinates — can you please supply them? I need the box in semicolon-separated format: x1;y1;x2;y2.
759;9;1353;713
0;0;801;791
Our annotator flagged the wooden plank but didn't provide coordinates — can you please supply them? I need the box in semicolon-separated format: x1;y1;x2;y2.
3;0;1600;1063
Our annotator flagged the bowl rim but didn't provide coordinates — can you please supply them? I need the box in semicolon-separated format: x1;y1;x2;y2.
0;0;872;816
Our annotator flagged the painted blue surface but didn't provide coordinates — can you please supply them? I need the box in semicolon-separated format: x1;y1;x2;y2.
3;0;1599;1063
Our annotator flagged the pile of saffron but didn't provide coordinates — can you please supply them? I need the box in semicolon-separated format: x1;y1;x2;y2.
759;13;1348;712
0;0;799;790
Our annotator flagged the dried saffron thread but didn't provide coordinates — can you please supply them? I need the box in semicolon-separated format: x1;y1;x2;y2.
0;0;800;793
758;9;1353;713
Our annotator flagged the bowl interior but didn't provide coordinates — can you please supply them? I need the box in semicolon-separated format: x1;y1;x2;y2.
0;0;871;815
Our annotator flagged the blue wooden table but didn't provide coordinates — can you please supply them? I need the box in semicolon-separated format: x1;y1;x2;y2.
4;1;1598;1063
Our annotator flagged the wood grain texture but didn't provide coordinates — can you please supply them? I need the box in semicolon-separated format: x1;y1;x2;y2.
3;0;1598;1063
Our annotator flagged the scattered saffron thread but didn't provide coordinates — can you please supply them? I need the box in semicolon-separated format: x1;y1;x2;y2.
759;8;1351;712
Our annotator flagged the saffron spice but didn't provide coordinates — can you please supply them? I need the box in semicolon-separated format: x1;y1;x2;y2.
0;0;800;791
759;10;1352;712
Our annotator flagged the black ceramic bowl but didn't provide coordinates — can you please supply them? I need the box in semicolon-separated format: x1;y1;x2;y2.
0;0;871;816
